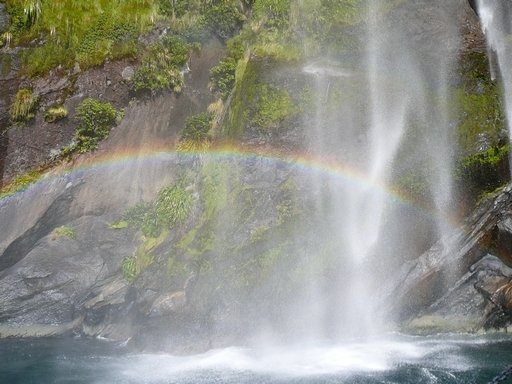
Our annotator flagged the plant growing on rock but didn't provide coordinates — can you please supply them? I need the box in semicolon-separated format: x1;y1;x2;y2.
209;57;238;99
44;105;68;123
155;183;194;226
122;256;137;282
123;181;193;238
0;169;43;199
252;84;296;131
132;36;192;95
203;2;245;41
181;112;212;141
10;88;39;122
51;226;76;240
74;98;120;153
456;145;510;204
4;0;156;76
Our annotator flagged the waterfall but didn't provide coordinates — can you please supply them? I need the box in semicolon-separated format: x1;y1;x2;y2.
477;0;512;172
293;0;460;341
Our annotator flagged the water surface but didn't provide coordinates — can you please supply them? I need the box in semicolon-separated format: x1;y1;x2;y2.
1;334;512;383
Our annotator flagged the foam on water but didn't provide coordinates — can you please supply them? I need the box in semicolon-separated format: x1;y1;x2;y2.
93;337;475;383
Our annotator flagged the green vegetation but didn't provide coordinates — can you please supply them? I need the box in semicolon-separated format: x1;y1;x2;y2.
456;85;505;152
157;0;189;18
124;181;193;237
455;52;506;152
51;225;76;240
109;220;129;229
253;0;291;29
132;36;192;95
10;88;39;122
209;57;238;99
3;0;157;76
122;228;170;282
122;256;138;282
72;98;120;153
181;112;212;141
456;145;510;202
0;169;43;199
204;3;245;40
44;105;68;123
252;84;297;131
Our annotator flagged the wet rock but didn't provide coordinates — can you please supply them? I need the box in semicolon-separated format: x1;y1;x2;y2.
0;214;137;334
392;184;512;332
149;292;187;316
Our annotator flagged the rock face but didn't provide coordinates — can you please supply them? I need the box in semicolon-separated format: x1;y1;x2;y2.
0;3;8;34
390;184;512;333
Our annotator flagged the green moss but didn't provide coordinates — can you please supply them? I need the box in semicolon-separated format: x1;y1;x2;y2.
222;58;259;140
455;87;505;152
157;0;190;18
10;88;39;122
0;169;43;199
109;220;129;229
51;226;76;240
252;84;297;131
476;184;508;207
456;52;506;152
259;244;285;271
456;145;510;202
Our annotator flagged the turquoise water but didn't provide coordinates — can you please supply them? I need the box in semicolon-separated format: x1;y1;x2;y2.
1;335;512;383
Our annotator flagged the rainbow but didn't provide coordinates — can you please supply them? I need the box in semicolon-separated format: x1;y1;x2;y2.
1;143;461;229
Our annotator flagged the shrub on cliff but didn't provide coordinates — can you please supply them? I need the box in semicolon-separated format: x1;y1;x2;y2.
209;57;238;100
203;3;245;41
74;98;120;153
123;182;193;237
9;88;39;123
132;36;192;95
181;113;212;142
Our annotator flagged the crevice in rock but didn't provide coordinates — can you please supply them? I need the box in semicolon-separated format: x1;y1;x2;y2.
0;185;79;273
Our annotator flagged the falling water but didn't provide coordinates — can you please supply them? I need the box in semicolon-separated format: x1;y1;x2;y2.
295;0;460;341
477;0;512;171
